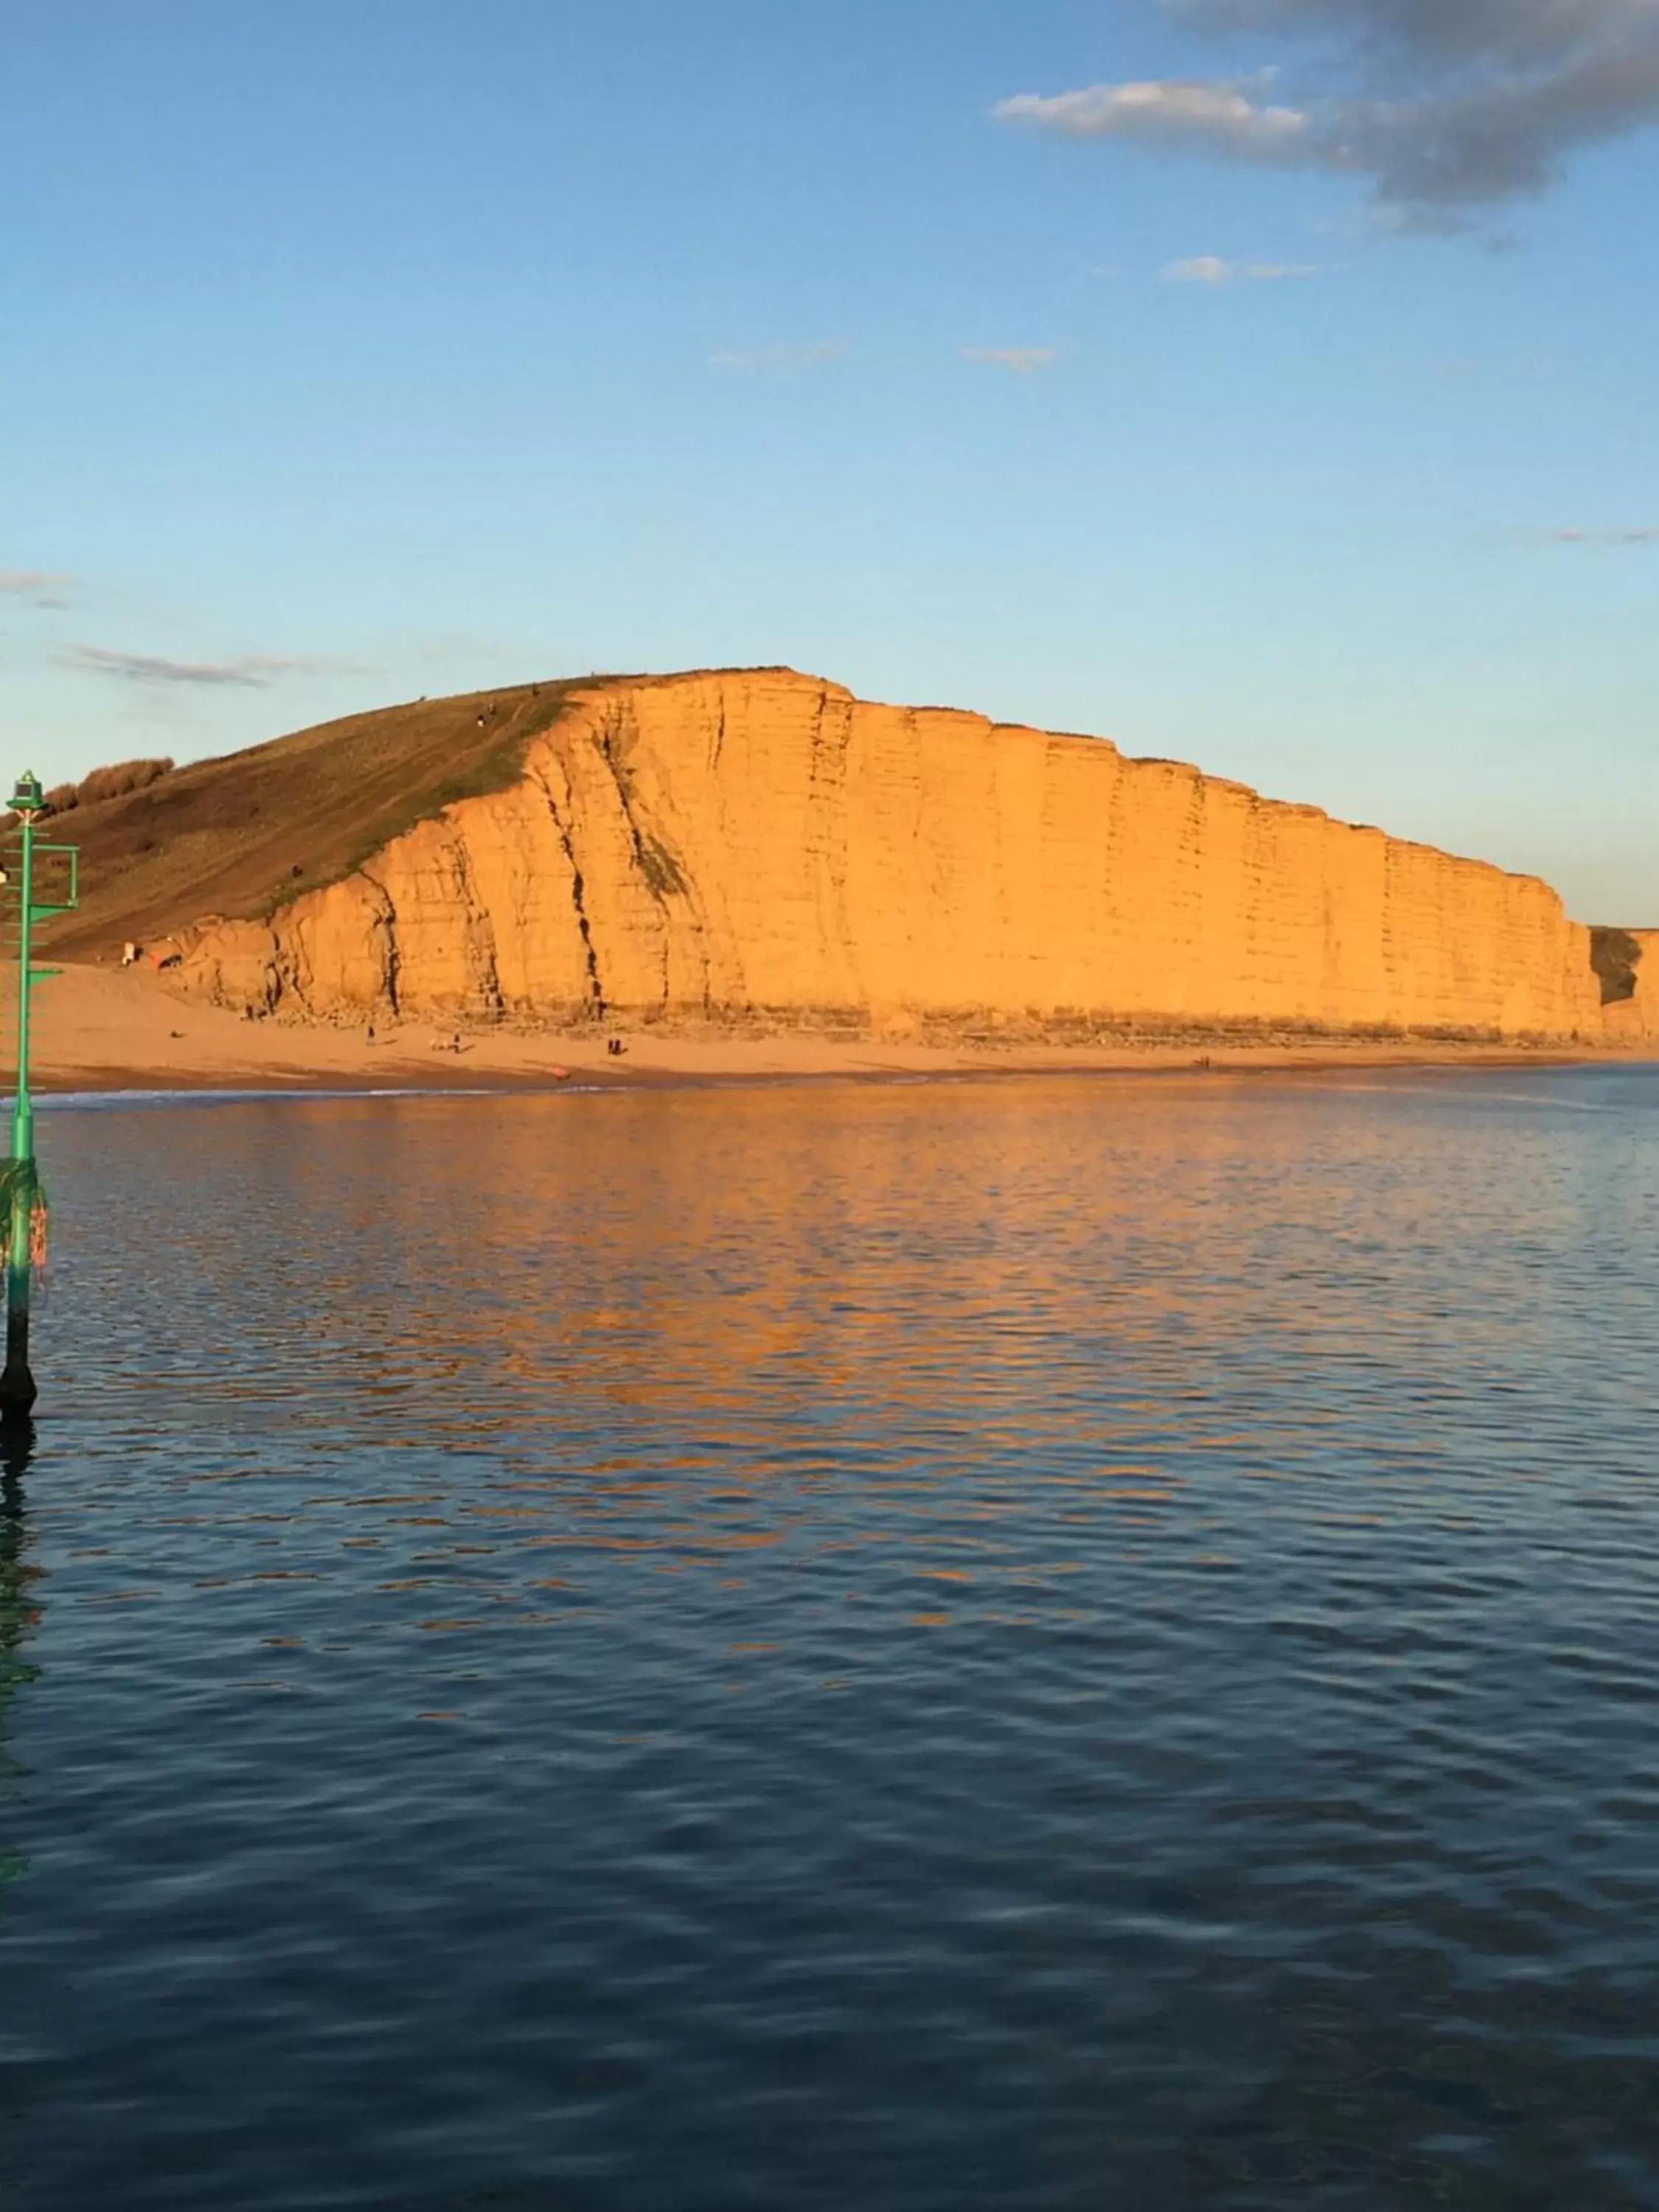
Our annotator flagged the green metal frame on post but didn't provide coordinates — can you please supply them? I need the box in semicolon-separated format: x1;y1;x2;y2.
1;773;79;1416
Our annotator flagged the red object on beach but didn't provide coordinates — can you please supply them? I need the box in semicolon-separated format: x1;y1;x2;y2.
550;1066;570;1081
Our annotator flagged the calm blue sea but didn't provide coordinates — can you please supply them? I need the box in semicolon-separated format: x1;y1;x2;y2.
2;1067;1657;2210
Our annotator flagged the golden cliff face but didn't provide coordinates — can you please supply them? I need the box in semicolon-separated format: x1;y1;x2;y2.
176;669;1605;1040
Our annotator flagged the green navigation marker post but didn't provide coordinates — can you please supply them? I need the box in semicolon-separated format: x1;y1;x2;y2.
1;773;79;1419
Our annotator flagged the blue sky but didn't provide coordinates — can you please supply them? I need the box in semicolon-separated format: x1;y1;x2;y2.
4;0;1655;918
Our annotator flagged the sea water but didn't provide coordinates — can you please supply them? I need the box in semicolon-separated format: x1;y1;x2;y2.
1;1067;1656;2210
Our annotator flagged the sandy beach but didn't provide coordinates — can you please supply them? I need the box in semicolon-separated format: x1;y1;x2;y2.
18;961;1646;1093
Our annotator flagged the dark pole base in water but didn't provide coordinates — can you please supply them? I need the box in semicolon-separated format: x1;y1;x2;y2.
0;1308;35;1417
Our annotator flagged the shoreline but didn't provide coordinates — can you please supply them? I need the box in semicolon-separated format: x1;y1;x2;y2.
23;964;1650;1099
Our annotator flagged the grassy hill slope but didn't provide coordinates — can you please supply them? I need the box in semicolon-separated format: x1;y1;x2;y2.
43;678;606;961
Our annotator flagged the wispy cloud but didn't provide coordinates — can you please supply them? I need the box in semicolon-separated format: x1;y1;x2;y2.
709;340;848;372
960;346;1060;375
1540;526;1659;546
0;570;72;610
999;78;1312;157
995;1;1659;232
62;645;340;689
1162;254;1328;282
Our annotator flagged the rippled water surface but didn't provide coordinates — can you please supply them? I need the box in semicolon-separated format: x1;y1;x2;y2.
3;1068;1658;2210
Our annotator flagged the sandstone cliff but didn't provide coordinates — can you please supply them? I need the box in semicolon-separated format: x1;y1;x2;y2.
162;669;1604;1043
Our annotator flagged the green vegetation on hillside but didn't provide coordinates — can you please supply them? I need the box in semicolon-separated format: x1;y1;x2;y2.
46;757;175;813
44;677;613;961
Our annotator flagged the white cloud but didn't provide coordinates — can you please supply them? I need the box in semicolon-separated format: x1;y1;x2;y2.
1165;254;1235;284
0;570;72;609
1543;526;1659;545
959;346;1060;375
995;1;1659;230
62;645;341;689
710;340;848;372
997;78;1312;158
1162;255;1329;281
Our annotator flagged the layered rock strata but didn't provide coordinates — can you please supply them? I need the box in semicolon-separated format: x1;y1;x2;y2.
175;669;1605;1040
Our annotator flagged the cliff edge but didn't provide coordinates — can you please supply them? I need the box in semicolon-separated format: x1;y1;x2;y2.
56;668;1611;1043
